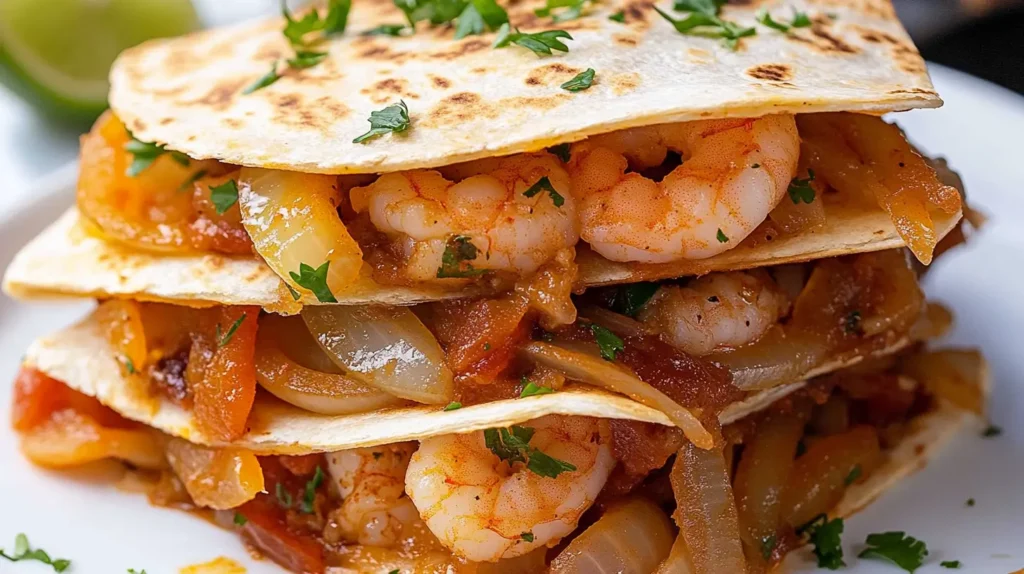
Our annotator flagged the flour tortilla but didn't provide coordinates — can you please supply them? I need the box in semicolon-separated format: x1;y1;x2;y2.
2;202;960;310
109;0;937;175
24;305;939;455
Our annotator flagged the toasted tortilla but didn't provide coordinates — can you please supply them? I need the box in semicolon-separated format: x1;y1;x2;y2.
25;305;930;455
109;1;937;175
2;202;960;310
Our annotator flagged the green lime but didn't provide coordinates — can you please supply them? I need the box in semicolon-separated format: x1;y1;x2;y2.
0;0;201;124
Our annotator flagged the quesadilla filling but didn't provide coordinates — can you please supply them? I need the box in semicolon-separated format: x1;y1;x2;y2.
11;345;984;573
78;111;960;301
74;249;942;446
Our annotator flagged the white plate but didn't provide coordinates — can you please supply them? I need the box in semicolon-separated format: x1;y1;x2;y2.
1;64;1022;574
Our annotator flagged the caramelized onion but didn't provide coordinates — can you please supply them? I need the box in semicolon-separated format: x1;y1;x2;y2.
550;497;674;574
238;167;363;299
670;441;747;574
707;326;828;391
302;305;454;404
256;315;406;414
656;536;697;574
521;341;713;449
165;438;264;510
900;349;987;415
20;410;166;470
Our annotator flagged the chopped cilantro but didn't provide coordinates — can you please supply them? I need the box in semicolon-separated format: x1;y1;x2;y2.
716;228;729;243
799;515;845;570
484;425;577;478
611;282;659;317
363;24;409;36
243;61;281;94
216;314;247;347
128;570;147;574
788;170;816;204
389;570;400;574
844;464;862;485
493;23;573;56
844;310;863;335
756;8;812;32
233;512;248;526
286;283;302;301
521;531;535;542
275;482;293;508
652;4;755;50
283;0;350;45
483;342;492;351
982;424;1002;438
287;50;328;69
608;10;626;23
289;261;338;303
0;533;71;572
549;143;572;163
209;179;239;215
522;176;565;207
353;100;411;143
966;498;975;507
561;68;595;92
589;323;624;361
535;0;588;22
436;235;487;278
178;169;208;192
940;560;962;569
443;401;463;411
124;356;137;375
520;378;555;398
761;534;777;560
124;133;190;177
471;0;509;28
455;4;485;38
858;531;928;573
300;466;325;513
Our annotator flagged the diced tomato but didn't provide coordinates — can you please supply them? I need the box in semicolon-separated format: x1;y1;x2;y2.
12;367;127;431
189;306;260;441
237;495;326;574
431;295;530;384
278;454;325;477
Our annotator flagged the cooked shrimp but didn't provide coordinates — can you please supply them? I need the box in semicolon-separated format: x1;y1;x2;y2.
405;415;615;562
350;153;579;282
637;269;790;355
569;115;800;262
325;443;418;547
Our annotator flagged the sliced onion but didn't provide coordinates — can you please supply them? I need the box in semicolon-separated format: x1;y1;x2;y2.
779;425;882;528
256;315;407;415
656;536;697;574
900;349;987;415
670;441;747;574
457;548;549;573
707;326;828;391
238;167;363;299
302;305;454;404
521;341;713;449
550;497;674;574
165;438;264;510
20;410;167;470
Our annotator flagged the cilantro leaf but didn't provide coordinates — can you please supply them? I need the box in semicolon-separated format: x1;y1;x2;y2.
716;228;729;243
436;235;487;278
609;10;626;23
178;169;208;192
761;534;777;560
520;378;555;398
858;531;928;573
652;5;755;50
844;464;862;485
123;356;137;375
522;176;565;207
673;0;724;15
484;425;577;478
982;424;1002;437
243;61;281;94
590;323;624;361
845;310;863;335
966;498;975;507
128;570;147;574
283;0;350;44
216;314;246;347
233;512;248;526
363;24;409;36
289;261;338;303
940;560;961;569
275;482;293;508
549;143;571;163
124;133;190;177
353;100;411;143
210;179;239;215
455;4;485;38
300;466;325;513
484;427;528;464
493;24;573;56
788;170;816;204
561;68;595;92
443;401;463;411
287;50;328;69
799;515;846;570
521;531;535;542
395;0;468;27
791;11;812;28
536;0;588;23
324;0;352;35
0;533;72;572
471;0;509;28
611;282;659;317
759;8;813;31
527;447;578;477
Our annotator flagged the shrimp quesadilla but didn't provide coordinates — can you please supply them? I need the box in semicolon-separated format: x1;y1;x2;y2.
2;0;991;572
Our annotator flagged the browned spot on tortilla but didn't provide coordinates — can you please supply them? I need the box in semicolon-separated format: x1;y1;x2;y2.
186;135;197;142
687;47;712;63
502;94;571;112
186;78;247;112
271;93;351;130
610;72;640;95
161;48;206;77
524;63;581;88
222;118;244;129
888;88;937;96
361;78;418;104
159;118;175;126
423;92;499;127
789;22;858;54
131;118;146;132
429;39;489;60
851;26;927;74
613;33;640;47
470;67;492;74
358;43;412;64
430;75;452;89
623;0;653;25
747;63;794;82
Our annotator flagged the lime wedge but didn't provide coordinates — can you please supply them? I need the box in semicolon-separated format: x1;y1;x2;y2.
0;0;200;123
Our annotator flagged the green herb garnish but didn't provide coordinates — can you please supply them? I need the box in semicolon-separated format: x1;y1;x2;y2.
300;466;325;514
549;143;571;163
233;512;248;526
521;531;535;542
363;24;409;36
210;179;239;215
716;228;729;243
561;68;595;92
844;310;863;335
0;533;71;572
756;8;812;32
940;560;962;569
799;515;845;570
858;531;928;573
216;314;247;348
788;170;816;204
589;323;624;361
761;534;777;560
609;10;626;23
844;464;862;485
982;424;1003;437
535;0;588;23
611;282;659;317
124;356;137;375
124;133;190;177
275;482;293;508
436;235;487;278
178;169;208;192
493;24;573;56
522;176;565;207
484;425;577;478
520;378;555;398
443;401;463;411
243;61;281;94
289;261;338;303
353;100;411;144
653;3;755;50
966;498;975;507
283;0;351;45
287;50;328;69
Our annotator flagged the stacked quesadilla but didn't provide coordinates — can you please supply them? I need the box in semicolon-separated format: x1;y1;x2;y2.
3;0;988;572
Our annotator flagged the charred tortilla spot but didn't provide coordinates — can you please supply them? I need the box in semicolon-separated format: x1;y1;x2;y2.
159;117;175;126
524;63;581;88
187;78;247;112
425;92;496;127
613;33;640;47
362;78;418;104
789;22;859;55
429;39;489;60
271;93;350;130
747;63;794;83
610;72;641;95
430;75;452;89
222;118;244;129
131;118;146;132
